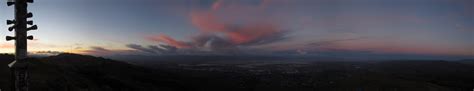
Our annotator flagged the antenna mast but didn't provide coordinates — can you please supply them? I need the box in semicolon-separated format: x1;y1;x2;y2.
6;0;37;91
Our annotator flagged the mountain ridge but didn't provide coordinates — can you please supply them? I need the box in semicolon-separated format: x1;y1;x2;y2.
0;53;192;91
0;53;473;91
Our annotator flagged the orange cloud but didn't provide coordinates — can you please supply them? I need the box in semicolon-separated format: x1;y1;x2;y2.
147;0;287;52
190;11;228;32
147;34;191;48
227;23;281;44
211;0;223;11
189;0;284;45
0;43;14;49
190;11;283;45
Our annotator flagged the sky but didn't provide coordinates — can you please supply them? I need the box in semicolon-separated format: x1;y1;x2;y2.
0;0;472;59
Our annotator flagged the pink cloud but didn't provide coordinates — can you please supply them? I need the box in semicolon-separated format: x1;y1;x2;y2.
147;34;191;48
148;0;288;51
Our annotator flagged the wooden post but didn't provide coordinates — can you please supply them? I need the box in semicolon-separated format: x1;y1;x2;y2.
6;0;37;91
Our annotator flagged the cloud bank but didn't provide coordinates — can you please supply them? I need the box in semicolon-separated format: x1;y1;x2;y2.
141;0;289;54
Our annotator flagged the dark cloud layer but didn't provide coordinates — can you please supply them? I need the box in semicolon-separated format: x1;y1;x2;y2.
307;37;368;47
126;44;156;54
90;46;111;52
125;44;178;54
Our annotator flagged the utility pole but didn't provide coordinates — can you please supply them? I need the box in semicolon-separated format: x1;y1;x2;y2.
6;0;37;91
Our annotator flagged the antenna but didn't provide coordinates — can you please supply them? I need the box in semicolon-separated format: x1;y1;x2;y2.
6;0;37;91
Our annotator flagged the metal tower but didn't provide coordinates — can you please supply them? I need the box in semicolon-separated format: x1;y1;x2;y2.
6;0;37;91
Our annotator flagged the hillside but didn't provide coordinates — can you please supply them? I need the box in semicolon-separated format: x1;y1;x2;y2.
0;54;473;91
0;53;191;91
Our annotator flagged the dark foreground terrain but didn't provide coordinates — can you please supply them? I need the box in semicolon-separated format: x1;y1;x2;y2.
0;53;473;91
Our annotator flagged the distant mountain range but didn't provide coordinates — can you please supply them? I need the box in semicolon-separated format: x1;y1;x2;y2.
0;53;473;91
